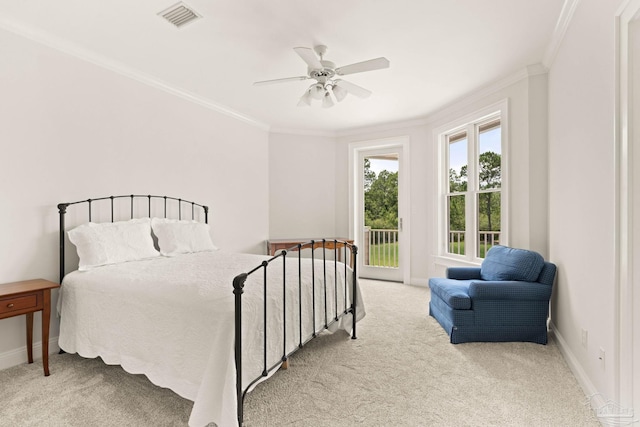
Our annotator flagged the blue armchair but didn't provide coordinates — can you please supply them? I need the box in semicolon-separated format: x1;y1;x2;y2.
428;245;557;344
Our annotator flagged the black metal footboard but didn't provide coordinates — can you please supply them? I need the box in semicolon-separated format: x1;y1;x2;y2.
232;240;358;426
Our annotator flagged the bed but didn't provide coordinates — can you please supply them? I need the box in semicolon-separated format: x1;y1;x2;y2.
56;195;364;427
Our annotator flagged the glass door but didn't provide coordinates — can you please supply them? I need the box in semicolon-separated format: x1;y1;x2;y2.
357;147;404;282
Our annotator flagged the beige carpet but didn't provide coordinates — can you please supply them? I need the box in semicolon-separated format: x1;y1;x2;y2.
0;279;599;426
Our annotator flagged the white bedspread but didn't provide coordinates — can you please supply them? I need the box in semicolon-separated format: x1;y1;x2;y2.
57;250;364;427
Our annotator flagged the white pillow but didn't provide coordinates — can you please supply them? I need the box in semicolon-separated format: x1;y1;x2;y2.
151;217;217;256
68;218;160;271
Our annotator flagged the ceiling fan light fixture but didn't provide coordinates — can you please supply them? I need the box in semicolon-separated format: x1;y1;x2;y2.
310;84;324;100
253;45;389;108
322;89;335;108
332;83;348;102
297;90;312;107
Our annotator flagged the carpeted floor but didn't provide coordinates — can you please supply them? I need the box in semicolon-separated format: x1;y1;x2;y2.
0;279;599;426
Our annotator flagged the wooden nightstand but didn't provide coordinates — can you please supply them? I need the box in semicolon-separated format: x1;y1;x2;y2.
267;238;355;264
0;279;60;376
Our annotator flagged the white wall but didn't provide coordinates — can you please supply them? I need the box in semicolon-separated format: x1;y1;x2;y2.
268;132;337;239
335;71;549;284
0;28;269;367
547;0;620;404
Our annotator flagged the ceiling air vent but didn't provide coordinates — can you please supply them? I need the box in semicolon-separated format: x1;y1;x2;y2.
158;2;202;28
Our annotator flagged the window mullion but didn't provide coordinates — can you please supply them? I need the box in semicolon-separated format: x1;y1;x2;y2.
466;124;478;261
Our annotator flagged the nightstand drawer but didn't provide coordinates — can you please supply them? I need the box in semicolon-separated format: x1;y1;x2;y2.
0;279;59;376
0;293;38;315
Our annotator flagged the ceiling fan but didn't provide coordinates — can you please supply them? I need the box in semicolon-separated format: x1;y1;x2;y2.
253;45;390;108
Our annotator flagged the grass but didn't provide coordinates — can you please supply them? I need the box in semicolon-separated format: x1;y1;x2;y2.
367;242;399;268
449;242;495;258
366;241;494;267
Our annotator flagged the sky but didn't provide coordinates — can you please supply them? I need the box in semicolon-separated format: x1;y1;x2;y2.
369;158;398;175
449;127;501;173
367;127;501;177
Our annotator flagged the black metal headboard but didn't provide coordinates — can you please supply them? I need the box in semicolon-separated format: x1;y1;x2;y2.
58;194;209;283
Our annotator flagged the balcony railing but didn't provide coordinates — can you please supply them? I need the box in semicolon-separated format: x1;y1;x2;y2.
449;230;465;255
448;231;501;258
362;229;500;266
363;227;399;268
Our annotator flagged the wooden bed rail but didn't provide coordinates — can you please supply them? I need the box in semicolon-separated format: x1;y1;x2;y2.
232;239;358;426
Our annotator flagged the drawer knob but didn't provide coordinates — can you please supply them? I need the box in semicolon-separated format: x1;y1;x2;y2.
7;303;14;308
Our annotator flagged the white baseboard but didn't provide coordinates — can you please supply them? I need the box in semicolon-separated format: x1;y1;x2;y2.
0;337;60;371
409;277;429;287
549;324;603;411
553;325;639;424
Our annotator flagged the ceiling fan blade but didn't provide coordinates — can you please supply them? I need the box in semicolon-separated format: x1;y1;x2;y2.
334;80;372;98
335;57;390;76
253;76;309;86
293;47;323;70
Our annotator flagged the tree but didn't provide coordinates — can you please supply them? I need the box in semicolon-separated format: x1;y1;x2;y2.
448;152;501;237
449;165;467;193
478;151;501;190
478;151;501;233
364;158;376;192
364;160;398;230
448;166;467;233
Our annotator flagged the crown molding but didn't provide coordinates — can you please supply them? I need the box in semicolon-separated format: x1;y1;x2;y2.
420;67;530;126
337;64;546;138
542;0;581;68
526;63;550;76
268;127;337;138
0;12;561;139
0;17;270;131
337;116;431;138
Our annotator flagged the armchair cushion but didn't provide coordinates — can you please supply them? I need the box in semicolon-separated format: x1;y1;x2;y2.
480;245;545;282
468;281;553;301
447;267;481;280
428;278;472;309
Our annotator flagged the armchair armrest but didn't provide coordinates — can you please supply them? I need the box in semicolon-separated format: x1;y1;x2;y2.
447;267;482;280
468;281;552;301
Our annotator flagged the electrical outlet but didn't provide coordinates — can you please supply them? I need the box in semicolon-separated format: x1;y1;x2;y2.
581;329;588;348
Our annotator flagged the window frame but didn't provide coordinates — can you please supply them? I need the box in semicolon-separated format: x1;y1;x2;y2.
436;100;508;264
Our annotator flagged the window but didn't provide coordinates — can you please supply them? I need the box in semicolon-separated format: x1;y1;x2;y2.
442;110;504;260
